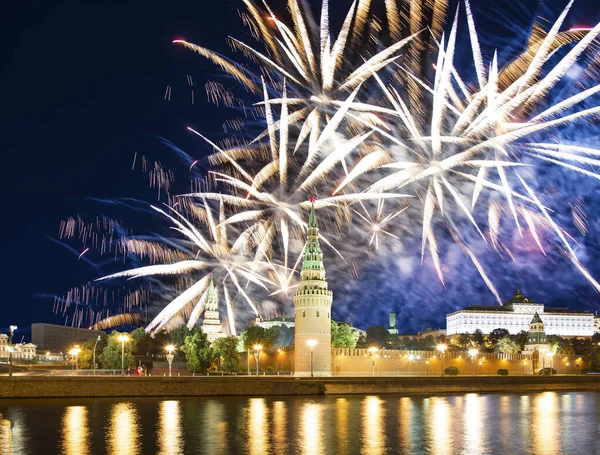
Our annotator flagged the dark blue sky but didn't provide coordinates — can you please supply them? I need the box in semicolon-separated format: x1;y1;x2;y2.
3;0;600;339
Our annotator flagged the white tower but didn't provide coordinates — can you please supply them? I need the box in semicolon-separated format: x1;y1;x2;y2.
201;275;225;342
294;198;333;376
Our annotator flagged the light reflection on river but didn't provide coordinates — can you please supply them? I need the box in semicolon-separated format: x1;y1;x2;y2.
0;391;598;454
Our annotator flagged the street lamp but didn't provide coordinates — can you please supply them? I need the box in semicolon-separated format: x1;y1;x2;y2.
547;351;555;375
368;347;378;377
8;325;17;377
307;340;317;377
117;334;129;376
253;344;262;376
69;346;81;372
426;360;430;376
165;345;175;377
437;344;447;377
93;335;101;375
539;347;547;372
468;348;478;376
523;359;528;375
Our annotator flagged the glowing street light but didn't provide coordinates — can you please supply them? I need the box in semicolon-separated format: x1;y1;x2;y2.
368;347;378;377
117;334;129;376
165;345;175;377
8;325;17;378
437;344;447;377
69;345;81;372
468;349;478;376
307;340;317;377
253;344;262;376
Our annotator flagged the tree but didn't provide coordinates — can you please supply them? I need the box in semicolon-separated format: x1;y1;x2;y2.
131;327;153;357
77;337;105;369
99;331;136;370
181;328;212;373
417;336;436;351
514;330;528;350
473;329;485;347
365;326;392;349
212;336;240;373
547;335;574;355
488;328;510;346
331;321;359;349
456;333;474;348
240;325;271;350
494;337;521;354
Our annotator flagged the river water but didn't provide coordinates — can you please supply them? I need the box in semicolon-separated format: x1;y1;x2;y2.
0;391;598;455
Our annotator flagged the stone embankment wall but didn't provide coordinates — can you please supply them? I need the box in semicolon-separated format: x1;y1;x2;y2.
1;376;599;399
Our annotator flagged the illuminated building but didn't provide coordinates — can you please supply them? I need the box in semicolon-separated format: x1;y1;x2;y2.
446;288;595;337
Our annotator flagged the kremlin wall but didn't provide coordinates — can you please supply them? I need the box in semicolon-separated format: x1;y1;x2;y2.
240;348;591;377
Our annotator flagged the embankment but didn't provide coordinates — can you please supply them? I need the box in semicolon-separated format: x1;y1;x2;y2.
1;375;599;399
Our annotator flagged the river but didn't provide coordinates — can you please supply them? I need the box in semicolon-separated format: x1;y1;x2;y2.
0;391;598;454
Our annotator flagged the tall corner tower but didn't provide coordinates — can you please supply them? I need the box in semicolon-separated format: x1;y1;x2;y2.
294;197;333;376
201;275;225;343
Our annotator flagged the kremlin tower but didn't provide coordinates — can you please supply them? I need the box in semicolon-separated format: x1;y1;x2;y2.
201;275;226;342
293;197;333;376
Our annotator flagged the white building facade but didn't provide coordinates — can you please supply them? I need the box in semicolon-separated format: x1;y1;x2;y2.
447;289;595;337
0;335;37;360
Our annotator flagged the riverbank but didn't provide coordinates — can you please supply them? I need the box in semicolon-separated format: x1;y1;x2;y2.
1;375;600;399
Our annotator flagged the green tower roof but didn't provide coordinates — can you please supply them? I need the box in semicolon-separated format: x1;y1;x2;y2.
530;312;543;324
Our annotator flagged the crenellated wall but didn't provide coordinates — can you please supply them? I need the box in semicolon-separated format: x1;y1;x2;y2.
240;348;591;376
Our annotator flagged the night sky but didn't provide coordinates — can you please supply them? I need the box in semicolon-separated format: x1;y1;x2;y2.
3;0;600;340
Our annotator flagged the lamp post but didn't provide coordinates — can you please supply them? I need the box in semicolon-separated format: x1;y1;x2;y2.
70;346;81;373
253;344;262;376
437;344;447;377
547;351;555;375
8;325;17;377
368;347;378;377
523;360;527;375
468;349;478;376
307;340;317;377
93;335;101;375
426;360;429;376
247;348;251;375
165;345;175;377
539;347;546;373
117;334;129;376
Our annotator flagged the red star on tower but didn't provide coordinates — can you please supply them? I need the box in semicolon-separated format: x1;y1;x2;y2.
309;196;316;203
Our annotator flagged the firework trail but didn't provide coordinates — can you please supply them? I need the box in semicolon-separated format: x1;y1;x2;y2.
94;198;280;335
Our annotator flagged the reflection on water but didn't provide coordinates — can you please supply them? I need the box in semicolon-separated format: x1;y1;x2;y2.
61;406;90;455
299;402;323;455
0;414;12;455
464;394;483;455
272;401;287;454
430;397;453;455
107;402;141;455
247;398;269;455
335;398;349;454
0;391;599;454
157;401;183;455
361;396;386;455
532;392;559;455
